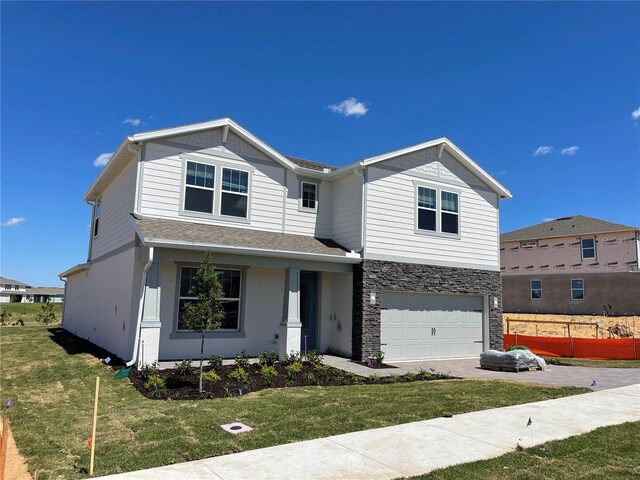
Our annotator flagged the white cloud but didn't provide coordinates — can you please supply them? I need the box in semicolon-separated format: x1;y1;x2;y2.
542;217;555;222
1;217;25;227
328;97;368;117
123;117;142;126
632;107;640;120
533;146;554;156
492;170;507;176
93;152;114;167
561;146;579;156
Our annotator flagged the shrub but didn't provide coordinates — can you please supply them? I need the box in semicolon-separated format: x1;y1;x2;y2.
258;350;279;367
367;373;380;384
139;362;158;381
314;364;330;375
235;349;250;369
208;354;224;370
404;372;417;382
36;302;57;325
0;309;12;326
386;374;401;384
229;367;249;382
305;350;323;366
202;370;221;384
144;375;166;398
302;371;316;383
174;359;194;377
285;362;303;378
283;351;303;365
374;350;385;365
260;365;278;384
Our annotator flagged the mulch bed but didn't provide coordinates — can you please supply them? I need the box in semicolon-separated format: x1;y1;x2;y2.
130;362;451;400
350;360;398;369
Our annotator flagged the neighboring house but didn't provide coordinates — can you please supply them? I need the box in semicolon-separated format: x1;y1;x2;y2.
501;216;640;315
0;277;31;303
23;287;65;303
60;118;510;367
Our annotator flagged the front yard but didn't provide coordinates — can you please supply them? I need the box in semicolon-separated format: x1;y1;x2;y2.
543;356;640;369
1;327;588;479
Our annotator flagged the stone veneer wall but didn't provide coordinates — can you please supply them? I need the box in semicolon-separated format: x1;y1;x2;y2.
352;259;503;360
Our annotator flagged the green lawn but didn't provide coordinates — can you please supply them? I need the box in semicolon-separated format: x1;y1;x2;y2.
543;356;640;369
0;302;63;326
1;327;588;479
405;421;640;480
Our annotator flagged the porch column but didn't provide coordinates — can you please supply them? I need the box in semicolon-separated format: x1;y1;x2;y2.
279;267;302;359
138;262;161;368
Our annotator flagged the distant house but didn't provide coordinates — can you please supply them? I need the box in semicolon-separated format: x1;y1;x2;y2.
24;287;65;303
501;216;640;315
0;277;31;303
60;117;511;367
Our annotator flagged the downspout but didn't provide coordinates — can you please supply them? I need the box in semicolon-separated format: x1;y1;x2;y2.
354;168;366;253
126;246;154;367
636;230;640;272
60;278;67;329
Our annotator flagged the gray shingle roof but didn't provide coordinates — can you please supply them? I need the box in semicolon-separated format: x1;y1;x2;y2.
133;215;353;258
26;287;65;296
501;215;638;242
0;277;30;287
285;156;336;172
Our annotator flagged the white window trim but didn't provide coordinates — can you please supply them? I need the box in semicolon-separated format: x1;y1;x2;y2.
570;278;584;301
179;153;253;224
176;266;244;333
580;237;596;260
219;167;251;220
184;162;216;215
413;181;462;239
298;181;318;213
530;279;542;300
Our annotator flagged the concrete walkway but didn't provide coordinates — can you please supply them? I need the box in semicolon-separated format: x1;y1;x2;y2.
96;384;640;480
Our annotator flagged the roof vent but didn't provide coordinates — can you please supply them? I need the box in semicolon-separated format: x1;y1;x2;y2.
557;216;572;221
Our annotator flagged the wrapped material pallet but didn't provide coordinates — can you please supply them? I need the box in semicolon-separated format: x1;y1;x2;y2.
480;349;547;372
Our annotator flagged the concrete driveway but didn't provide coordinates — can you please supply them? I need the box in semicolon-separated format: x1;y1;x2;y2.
389;358;640;390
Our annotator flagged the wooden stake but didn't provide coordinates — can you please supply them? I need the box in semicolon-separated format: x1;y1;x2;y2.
0;416;8;480
89;376;100;476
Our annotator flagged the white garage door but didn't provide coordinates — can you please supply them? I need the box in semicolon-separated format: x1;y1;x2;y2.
380;292;484;361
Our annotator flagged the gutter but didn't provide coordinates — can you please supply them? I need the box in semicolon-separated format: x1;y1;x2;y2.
126;246;154;367
354;168;366;253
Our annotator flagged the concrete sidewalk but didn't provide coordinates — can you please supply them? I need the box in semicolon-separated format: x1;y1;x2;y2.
96;384;639;480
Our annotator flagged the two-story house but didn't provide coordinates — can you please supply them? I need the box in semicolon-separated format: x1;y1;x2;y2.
501;216;640;315
60;118;511;367
0;277;31;303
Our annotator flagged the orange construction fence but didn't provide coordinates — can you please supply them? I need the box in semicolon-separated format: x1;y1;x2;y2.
503;333;640;360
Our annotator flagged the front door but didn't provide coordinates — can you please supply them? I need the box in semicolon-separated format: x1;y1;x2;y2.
300;271;318;351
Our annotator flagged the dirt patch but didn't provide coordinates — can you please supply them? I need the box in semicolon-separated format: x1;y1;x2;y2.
504;313;639;338
349;360;398;369
130;363;450;400
2;419;33;480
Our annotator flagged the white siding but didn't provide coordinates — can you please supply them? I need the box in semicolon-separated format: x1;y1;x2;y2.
364;147;500;270
139;132;287;233
284;175;333;238
62;247;141;360
331;173;363;251
91;159;137;259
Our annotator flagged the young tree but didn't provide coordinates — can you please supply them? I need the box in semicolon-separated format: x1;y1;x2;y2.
36;301;57;325
182;251;225;393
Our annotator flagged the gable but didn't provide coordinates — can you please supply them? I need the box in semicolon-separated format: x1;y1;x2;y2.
375;146;494;193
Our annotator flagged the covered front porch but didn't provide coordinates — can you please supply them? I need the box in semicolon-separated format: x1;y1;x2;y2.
132;216;359;367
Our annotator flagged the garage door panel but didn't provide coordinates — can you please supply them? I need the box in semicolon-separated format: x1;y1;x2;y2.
381;292;484;361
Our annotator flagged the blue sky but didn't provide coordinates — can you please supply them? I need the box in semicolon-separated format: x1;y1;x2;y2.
1;2;639;287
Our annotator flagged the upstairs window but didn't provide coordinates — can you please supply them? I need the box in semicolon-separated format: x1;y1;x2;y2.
530;280;542;299
571;279;584;300
300;182;318;211
416;185;460;236
93;199;101;237
221;168;249;218
184;162;215;214
417;187;437;231
441;191;459;235
581;238;596;259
